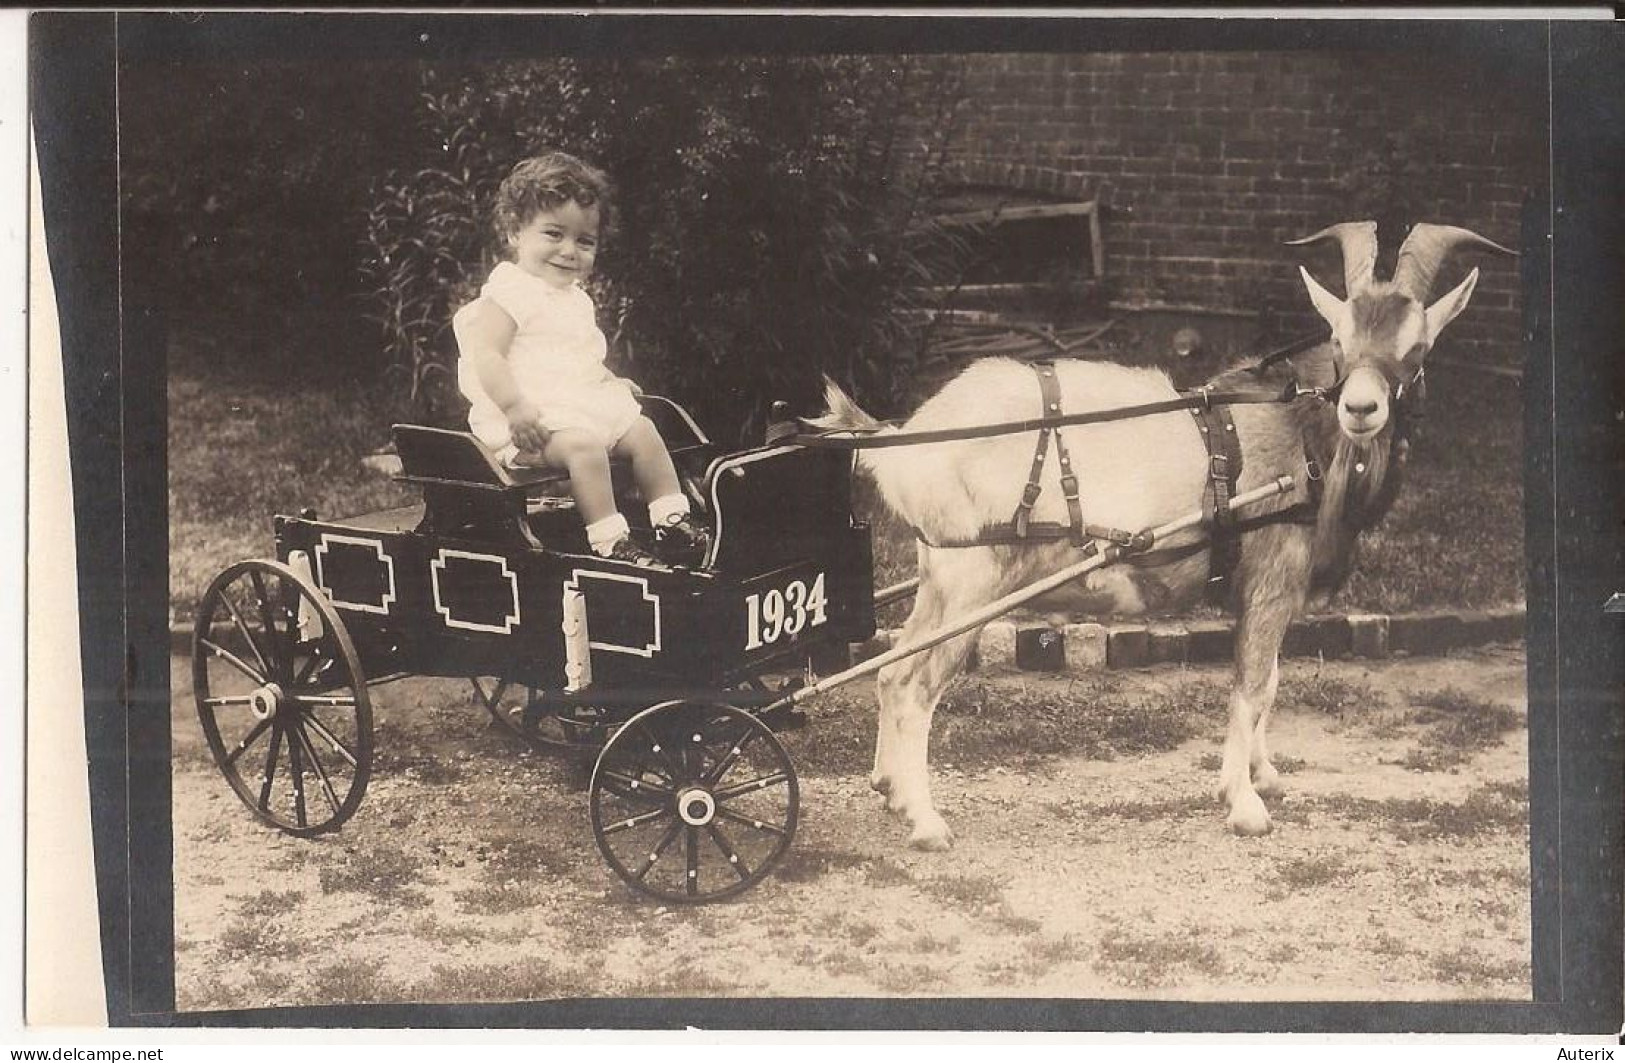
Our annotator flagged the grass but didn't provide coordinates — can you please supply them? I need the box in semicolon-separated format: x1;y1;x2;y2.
407;959;576;1003
169;334;1524;621
1306;780;1528;843
1396;686;1524;772
792;674;1207;778
317;841;429;901
1428;946;1529;987
1093;924;1229;988
802;669;1380;783
1278;673;1389;719
168;341;418;620
914;872;1004;909
1271;851;1361;890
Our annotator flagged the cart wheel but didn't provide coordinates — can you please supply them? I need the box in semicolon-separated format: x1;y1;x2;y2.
471;678;610;754
589;700;799;903
192;558;372;836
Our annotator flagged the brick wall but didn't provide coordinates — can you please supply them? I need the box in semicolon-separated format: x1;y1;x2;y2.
926;51;1543;361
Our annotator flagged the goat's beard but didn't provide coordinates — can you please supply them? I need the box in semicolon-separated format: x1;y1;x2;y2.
1313;432;1394;564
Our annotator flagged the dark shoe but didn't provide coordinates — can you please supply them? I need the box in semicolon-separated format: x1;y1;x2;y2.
654;513;712;566
603;535;662;568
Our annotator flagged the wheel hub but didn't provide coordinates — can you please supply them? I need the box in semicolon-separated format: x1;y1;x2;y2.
676;787;717;826
249;682;285;721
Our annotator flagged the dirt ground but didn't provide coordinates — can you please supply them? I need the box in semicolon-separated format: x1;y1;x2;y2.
171;642;1531;1012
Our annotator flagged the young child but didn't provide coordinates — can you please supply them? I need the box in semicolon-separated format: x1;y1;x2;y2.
453;153;711;567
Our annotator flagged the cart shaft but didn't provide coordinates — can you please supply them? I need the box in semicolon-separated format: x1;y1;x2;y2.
768;476;1295;711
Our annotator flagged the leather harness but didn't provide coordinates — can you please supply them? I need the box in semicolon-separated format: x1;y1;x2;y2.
921;359;1324;603
794;345;1417;603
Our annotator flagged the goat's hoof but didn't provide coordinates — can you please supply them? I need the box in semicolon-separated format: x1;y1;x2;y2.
907;816;955;852
1225;793;1273;837
1252;763;1284;798
870;773;892;796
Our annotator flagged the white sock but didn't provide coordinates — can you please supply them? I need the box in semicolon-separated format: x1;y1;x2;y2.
585;513;630;555
648;493;690;527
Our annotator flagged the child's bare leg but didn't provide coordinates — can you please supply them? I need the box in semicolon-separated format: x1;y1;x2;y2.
543;429;617;524
613;416;683;505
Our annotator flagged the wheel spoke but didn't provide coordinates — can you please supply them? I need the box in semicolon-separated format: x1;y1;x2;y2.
632;819;685;881
600;805;673;837
702;726;762;787
296;694;357;708
288;723;308;828
715;805;789;837
597;769;676;803
293;644;330;688
712;770;793;802
705;823;752;882
203;694;257;708
631;722;683;786
685;825;700;898
247;570;286;678
302;711;359;768
223;717;273;767
199;637;268;686
289;717;342;816
217;591;272;678
257;725;285;812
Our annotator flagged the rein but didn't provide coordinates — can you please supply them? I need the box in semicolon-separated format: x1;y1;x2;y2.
788;331;1334;452
795;339;1417;599
787;379;1306;451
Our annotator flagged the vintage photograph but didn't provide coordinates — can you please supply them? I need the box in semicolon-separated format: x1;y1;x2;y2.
122;16;1544;1015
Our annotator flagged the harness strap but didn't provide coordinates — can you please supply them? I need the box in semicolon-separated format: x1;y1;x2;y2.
1009;362;1090;546
1189;396;1245;603
924;360;1141;551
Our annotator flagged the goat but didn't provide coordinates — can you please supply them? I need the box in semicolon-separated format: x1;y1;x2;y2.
812;221;1515;849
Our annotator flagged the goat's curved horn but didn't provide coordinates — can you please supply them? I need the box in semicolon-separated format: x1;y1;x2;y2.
1392;223;1519;300
1285;221;1379;298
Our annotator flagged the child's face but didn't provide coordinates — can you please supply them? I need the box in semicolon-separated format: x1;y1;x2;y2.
508;200;600;290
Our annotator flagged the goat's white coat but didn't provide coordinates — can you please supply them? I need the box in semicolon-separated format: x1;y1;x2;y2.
817;222;1509;849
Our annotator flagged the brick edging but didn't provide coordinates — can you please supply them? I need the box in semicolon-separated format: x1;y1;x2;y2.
169;607;1524;670
852;607;1525;674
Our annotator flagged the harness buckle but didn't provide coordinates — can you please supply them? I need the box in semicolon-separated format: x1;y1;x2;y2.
1059;474;1080;497
1019;482;1043;508
1209;453;1231;479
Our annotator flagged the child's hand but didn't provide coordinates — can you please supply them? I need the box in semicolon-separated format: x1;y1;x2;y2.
505;401;550;453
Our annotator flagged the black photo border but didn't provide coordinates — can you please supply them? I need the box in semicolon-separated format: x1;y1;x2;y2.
28;10;1623;1034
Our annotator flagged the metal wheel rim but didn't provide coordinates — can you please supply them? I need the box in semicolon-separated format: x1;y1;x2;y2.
589;700;799;904
192;558;373;835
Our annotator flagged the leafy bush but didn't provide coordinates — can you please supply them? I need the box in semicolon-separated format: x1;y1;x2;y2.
120;57;421;374
360;56;967;437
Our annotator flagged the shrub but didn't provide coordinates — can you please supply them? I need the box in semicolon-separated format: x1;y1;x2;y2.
361;56;968;436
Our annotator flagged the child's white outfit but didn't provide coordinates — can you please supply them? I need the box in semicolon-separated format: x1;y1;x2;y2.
454;261;642;465
452;259;702;562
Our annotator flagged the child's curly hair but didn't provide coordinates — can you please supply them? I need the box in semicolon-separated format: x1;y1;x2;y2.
492;152;615;241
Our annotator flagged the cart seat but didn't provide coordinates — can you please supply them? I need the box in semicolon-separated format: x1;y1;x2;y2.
391;400;718;547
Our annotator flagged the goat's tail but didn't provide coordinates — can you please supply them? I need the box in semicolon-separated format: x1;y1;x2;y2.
805;375;882;435
804;375;906;498
804;376;891;473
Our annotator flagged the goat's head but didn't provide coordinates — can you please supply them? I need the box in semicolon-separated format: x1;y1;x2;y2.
1288;221;1516;442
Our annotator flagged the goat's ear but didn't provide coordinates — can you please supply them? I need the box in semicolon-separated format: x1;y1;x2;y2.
1423;267;1479;346
1300;265;1347;333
